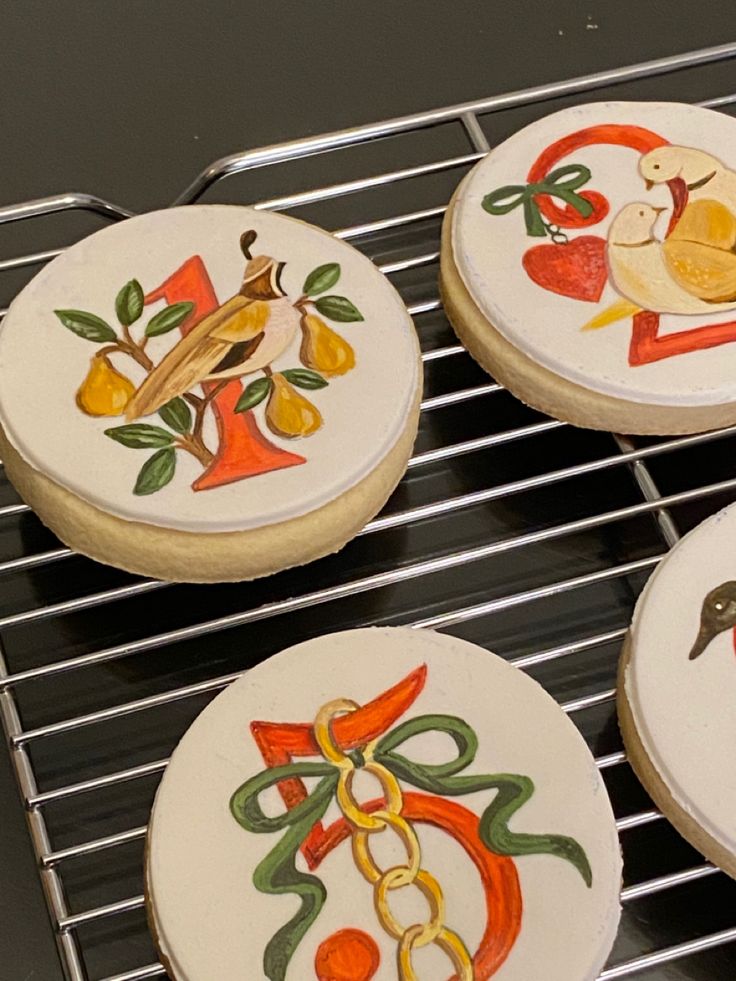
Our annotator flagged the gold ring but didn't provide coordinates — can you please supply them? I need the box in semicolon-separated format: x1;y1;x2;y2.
352;810;420;885
397;924;474;980
375;868;444;944
313;698;359;766
338;761;402;830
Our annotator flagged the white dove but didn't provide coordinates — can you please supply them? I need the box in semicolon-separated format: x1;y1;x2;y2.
639;146;736;252
583;203;736;330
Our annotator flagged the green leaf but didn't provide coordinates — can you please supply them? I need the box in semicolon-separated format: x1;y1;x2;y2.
313;295;364;323
145;301;195;337
158;397;192;434
281;369;328;390
134;448;176;496
302;263;340;296
115;279;144;326
235;376;272;412
104;424;175;449
54;309;117;343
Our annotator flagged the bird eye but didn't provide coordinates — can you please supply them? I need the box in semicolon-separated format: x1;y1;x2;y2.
638;210;644;217
715;602;724;611
653;164;660;170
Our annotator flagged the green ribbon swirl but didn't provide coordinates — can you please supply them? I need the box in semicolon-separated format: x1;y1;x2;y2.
481;163;594;236
231;713;592;981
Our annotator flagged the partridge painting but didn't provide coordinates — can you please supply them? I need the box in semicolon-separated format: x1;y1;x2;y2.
125;231;300;420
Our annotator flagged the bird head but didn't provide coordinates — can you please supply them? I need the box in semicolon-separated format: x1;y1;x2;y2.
639;146;722;191
688;580;736;660
239;230;287;300
609;203;665;246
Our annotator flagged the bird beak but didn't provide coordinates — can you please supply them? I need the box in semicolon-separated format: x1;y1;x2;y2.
644;179;654;191
652;207;666;215
688;623;717;660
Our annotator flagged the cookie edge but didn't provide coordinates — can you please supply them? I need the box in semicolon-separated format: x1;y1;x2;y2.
439;180;736;435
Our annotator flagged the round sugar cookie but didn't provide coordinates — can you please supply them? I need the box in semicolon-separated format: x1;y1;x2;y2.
620;503;736;878
0;206;421;582
147;626;622;981
440;101;736;434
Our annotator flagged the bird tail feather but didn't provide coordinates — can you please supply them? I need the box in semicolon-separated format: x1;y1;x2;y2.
581;299;641;331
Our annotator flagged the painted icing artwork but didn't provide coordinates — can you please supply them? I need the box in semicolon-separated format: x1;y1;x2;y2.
230;664;592;981
482;126;736;368
54;231;362;495
688;580;736;660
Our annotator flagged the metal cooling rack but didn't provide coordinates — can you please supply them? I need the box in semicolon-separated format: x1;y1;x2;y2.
2;41;736;981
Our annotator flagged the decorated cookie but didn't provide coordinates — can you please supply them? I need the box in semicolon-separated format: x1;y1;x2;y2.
440;101;736;434
0;206;421;581
620;503;736;878
147;627;622;980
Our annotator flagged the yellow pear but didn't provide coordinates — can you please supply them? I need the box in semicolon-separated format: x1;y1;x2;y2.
76;355;136;416
265;372;322;438
300;314;355;376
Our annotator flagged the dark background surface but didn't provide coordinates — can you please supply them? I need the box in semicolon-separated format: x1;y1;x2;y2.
0;2;734;979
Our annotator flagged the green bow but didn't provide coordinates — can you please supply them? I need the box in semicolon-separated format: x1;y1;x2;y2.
482;163;594;236
231;713;592;981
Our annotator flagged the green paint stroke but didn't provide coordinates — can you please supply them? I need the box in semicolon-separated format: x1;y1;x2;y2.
230;762;337;981
231;712;593;980
482;163;594;237
376;714;592;887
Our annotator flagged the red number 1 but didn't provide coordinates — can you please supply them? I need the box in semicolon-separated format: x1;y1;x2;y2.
145;256;305;491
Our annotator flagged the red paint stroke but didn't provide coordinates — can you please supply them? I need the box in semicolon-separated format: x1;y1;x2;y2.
629;309;736;366
523;235;607;302
524;123;736;363
250;664;427;866
251;665;522;977
312;793;522;981
145;256;304;490
314;928;380;981
527;124;669;229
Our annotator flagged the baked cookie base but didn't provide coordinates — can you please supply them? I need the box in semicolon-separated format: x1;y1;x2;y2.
0;373;421;584
618;633;736;879
440;187;736;436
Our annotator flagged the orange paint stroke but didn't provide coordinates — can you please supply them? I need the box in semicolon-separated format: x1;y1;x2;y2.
527;124;669;229
250;664;427;866
312;792;522;981
629;309;736;366
144;256;304;490
314;928;380;981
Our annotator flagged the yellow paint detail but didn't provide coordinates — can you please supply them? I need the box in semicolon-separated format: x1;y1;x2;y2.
265;373;323;438
313;697;474;981
669;199;736;251
581;299;641;331
664;239;736;302
212;299;270;342
76;355;135;416
300;314;356;376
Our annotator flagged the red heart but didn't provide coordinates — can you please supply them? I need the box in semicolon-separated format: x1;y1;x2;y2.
522;235;607;303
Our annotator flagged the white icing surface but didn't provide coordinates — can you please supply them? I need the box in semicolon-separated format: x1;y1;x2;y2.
452;101;736;406
627;504;736;855
148;627;621;981
0;206;418;532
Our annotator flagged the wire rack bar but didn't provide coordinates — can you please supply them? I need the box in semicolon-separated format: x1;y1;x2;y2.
2;43;736;981
599;928;736;978
171;42;736;204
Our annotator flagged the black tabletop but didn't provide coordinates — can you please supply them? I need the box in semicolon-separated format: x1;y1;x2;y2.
0;2;733;979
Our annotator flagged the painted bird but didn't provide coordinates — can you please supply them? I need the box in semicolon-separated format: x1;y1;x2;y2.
640;146;736;214
688;580;736;660
125;230;300;420
639;145;736;253
582;203;736;330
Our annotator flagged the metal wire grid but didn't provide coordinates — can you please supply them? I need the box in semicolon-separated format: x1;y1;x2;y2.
1;41;736;981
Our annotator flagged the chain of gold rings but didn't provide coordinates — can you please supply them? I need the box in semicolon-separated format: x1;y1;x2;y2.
314;698;474;980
